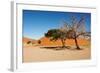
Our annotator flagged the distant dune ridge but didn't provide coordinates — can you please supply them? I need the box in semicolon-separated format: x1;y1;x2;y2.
23;37;37;45
23;37;90;47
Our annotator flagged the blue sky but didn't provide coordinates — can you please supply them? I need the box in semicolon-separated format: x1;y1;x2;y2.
23;10;91;39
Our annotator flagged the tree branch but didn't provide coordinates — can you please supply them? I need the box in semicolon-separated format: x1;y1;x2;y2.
76;32;91;38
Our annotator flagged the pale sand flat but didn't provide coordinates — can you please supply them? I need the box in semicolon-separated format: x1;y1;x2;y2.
23;46;91;63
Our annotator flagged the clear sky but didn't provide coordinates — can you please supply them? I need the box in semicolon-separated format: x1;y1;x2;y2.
23;10;91;39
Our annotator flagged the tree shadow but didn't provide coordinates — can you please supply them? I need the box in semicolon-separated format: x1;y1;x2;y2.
40;46;83;51
69;47;83;51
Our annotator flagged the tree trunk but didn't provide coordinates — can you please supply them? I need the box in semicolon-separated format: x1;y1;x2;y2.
61;39;66;48
74;37;81;50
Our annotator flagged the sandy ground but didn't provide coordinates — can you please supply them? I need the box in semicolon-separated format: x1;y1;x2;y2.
23;45;91;63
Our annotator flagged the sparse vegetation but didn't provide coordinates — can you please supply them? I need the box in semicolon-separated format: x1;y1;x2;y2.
38;40;41;44
27;41;31;44
45;29;67;48
45;16;90;50
23;11;91;62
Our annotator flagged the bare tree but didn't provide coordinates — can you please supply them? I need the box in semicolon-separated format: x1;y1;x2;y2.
66;16;90;50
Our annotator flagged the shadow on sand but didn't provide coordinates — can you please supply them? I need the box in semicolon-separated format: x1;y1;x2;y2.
40;46;83;51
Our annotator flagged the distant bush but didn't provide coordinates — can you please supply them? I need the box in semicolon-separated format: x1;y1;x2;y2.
27;41;31;44
38;40;41;44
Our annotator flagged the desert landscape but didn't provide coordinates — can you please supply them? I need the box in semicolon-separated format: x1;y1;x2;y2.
23;10;91;63
23;37;91;62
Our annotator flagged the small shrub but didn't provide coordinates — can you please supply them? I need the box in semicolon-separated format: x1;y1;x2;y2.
38;40;41;44
27;41;31;44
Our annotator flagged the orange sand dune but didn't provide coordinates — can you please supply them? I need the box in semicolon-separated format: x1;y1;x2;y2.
39;37;90;47
23;37;37;44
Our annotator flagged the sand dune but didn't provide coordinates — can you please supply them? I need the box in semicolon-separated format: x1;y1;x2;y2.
23;37;37;43
23;37;37;46
39;37;90;47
